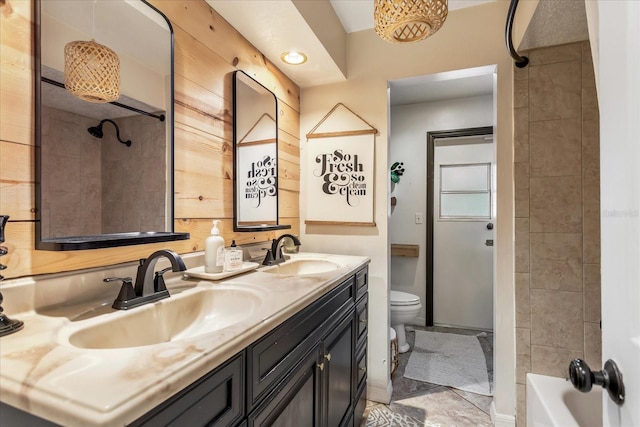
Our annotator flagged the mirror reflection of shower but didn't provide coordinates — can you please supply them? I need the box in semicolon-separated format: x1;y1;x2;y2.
87;119;132;147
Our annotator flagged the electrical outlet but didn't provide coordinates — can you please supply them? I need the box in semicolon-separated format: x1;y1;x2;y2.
415;213;423;224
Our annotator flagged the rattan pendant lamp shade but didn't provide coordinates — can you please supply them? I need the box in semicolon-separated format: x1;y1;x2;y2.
374;0;448;43
64;39;120;103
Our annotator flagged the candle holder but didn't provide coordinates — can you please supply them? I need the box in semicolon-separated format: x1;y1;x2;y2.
0;215;24;337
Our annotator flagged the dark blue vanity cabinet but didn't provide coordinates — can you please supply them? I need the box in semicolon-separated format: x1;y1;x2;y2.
134;265;369;427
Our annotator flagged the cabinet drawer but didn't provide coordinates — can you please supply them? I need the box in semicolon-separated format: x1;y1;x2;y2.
355;294;368;350
247;276;354;411
355;267;368;300
131;352;244;427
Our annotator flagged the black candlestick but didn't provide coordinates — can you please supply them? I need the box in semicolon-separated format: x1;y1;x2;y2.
0;215;24;337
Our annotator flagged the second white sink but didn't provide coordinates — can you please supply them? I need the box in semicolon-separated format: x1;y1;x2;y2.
261;259;342;275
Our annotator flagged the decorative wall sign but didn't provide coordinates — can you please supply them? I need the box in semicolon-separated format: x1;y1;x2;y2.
305;103;377;226
237;144;277;225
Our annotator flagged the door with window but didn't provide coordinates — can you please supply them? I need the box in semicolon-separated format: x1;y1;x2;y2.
432;138;494;330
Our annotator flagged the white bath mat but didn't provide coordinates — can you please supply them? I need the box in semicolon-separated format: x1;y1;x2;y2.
404;331;492;396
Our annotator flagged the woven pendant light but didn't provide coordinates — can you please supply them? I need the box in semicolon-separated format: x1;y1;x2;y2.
374;0;448;43
64;39;120;103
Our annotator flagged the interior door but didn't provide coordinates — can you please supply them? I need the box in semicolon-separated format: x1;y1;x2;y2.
432;139;494;330
595;0;640;424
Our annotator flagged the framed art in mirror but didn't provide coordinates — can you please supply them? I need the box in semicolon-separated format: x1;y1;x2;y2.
233;70;290;232
35;0;189;250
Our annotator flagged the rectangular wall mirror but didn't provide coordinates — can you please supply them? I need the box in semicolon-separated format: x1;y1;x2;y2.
233;70;290;232
35;0;188;250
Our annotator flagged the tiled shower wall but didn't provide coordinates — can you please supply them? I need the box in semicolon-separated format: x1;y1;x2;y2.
513;41;601;425
41;106;102;238
40;107;166;237
101;114;166;234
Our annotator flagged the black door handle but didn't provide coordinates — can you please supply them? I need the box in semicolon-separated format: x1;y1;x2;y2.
569;358;625;406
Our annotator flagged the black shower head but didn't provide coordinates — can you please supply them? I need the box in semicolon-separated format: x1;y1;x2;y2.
87;119;131;147
87;124;104;138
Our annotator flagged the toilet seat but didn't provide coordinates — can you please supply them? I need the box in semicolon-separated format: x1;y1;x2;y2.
390;290;420;306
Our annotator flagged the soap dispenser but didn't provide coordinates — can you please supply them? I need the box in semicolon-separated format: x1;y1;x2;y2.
224;240;243;271
205;220;225;273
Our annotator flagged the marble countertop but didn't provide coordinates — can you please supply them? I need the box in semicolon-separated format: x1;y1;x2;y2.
0;252;369;427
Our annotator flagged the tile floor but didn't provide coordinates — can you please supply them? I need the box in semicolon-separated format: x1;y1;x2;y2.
362;325;494;427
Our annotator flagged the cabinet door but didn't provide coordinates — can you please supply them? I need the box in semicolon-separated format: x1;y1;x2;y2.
322;312;355;427
131;352;244;427
247;276;354;411
248;344;322;427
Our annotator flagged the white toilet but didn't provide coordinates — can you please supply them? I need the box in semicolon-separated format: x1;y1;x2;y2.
390;290;422;353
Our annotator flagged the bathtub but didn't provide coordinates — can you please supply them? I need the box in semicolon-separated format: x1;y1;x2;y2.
527;373;602;427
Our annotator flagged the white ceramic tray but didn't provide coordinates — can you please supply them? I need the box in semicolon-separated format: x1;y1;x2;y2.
183;262;260;281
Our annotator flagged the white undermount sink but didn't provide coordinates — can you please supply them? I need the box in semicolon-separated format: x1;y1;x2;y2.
261;259;342;275
64;287;262;349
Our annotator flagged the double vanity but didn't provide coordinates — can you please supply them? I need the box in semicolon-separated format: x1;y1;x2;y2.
0;252;369;427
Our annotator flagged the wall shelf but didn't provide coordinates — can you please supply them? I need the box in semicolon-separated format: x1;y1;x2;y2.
391;244;419;257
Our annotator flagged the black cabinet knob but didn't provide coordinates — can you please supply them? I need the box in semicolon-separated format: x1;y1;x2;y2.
569;358;625;406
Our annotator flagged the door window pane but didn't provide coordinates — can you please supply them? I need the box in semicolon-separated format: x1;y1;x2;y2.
441;164;489;191
439;162;491;219
441;193;491;218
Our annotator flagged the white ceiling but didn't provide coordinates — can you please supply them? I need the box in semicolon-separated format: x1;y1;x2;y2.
208;0;497;89
329;0;496;33
390;66;495;106
208;0;589;106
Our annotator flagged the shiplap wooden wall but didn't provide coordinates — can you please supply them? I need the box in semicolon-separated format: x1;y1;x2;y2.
0;0;300;278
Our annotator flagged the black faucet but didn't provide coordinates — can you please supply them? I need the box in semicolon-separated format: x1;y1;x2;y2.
262;234;301;266
108;249;187;310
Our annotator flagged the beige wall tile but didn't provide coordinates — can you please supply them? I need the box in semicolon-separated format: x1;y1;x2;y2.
530;176;582;233
583;111;601;263
530;233;582;291
582;42;596;90
582;86;599;123
514;65;529;109
530;118;581;177
582;117;600;190
531;289;584;350
515;218;530;273
517;383;526;427
583;213;601;275
529;61;582;121
515;162;530;218
516;273;531;328
514;108;530;163
584;322;602;369
516;328;531;384
512;43;602;413
583;264;601;323
528;43;582;66
531;345;583;378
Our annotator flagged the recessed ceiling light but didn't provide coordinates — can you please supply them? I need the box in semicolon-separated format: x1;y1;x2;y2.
280;51;307;65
